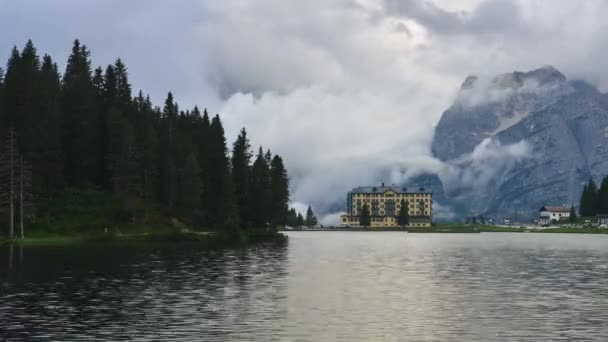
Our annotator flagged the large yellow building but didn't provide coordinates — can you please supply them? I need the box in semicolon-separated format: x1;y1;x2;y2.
340;184;432;228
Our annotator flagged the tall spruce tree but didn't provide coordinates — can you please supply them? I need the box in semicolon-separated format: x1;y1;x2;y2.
398;199;409;227
570;205;577;222
231;128;252;228
286;207;298;227
207;115;232;229
62;40;97;186
159;92;178;208
597;176;608;215
360;203;371;228
582;178;599;217
305;205;317;226
250;147;271;227
37;55;64;200
178;152;203;224
579;183;588;217
270;155;289;228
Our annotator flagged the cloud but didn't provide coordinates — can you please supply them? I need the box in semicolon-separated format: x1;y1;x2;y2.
439;138;532;197
3;0;608;219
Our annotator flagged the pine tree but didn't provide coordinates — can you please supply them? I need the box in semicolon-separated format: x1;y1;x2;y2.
0;66;4;130
0;126;19;238
579;183;588;217
398;199;409;227
159;92;178;208
219;169;239;233
250;147;271;227
582;178;599;217
270;155;289;228
114;58;131;110
0;39;293;236
206;115;232;229
178;152;203;224
140;121;159;204
62;40;97;186
305;205;318;226
360;203;371;228
570;205;577;222
296;213;304;228
286;207;298;227
596;176;608;215
37;55;64;200
231;128;252;228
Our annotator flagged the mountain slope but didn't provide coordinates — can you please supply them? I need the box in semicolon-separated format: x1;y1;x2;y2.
430;66;608;220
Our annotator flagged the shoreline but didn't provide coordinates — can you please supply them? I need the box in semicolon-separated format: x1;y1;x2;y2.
284;226;608;234
0;230;288;247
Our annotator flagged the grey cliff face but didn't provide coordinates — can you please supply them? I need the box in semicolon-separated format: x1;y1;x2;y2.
429;66;608;220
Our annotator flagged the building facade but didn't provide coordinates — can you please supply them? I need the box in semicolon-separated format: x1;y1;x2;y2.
340;184;432;227
538;206;570;225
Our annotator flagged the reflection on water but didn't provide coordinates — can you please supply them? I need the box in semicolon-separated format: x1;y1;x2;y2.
2;232;608;341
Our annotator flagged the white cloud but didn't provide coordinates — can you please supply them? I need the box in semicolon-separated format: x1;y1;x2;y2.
3;0;608;217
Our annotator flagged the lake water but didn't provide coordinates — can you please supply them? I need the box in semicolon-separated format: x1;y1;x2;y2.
2;232;608;341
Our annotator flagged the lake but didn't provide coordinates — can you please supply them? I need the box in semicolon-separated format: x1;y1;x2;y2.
2;232;608;341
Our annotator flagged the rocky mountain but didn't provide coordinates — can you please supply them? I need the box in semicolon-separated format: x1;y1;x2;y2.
428;66;608;221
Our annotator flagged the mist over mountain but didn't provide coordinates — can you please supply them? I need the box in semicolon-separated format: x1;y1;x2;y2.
426;66;608;221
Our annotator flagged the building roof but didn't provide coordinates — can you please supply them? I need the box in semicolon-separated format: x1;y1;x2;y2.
351;186;431;194
539;206;570;213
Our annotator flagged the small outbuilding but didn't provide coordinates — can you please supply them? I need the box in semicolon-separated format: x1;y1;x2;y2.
539;206;570;225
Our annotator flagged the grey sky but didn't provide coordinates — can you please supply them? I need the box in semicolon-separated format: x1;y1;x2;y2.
2;0;608;222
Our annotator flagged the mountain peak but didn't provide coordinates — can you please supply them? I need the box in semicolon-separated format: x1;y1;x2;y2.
515;65;566;84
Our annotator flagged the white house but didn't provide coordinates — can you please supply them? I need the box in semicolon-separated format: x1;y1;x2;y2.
539;206;570;225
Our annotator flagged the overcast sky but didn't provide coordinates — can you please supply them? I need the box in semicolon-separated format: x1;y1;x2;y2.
2;0;608;221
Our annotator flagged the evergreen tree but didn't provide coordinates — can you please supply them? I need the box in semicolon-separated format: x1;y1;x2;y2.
158;92;178;208
270;155;289;228
0;39;292;236
219;168;240;233
286;207;298;227
139;120;159;203
570;205;577;222
359;203;371;227
305;205;318;226
206;115;232;229
581;178;599;217
579;183;588;217
250;147;271;227
37;55;64;200
0;126;19;238
398;199;409;227
231;128;252;228
2;47;20;131
296;212;304;228
178;152;203;224
113;58;131;110
596;176;608;215
0;66;4;130
62;39;97;186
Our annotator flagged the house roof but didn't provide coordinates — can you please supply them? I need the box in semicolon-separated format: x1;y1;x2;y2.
539;206;570;213
351;186;431;194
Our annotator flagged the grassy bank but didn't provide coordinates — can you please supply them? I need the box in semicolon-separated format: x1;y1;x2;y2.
1;190;286;247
